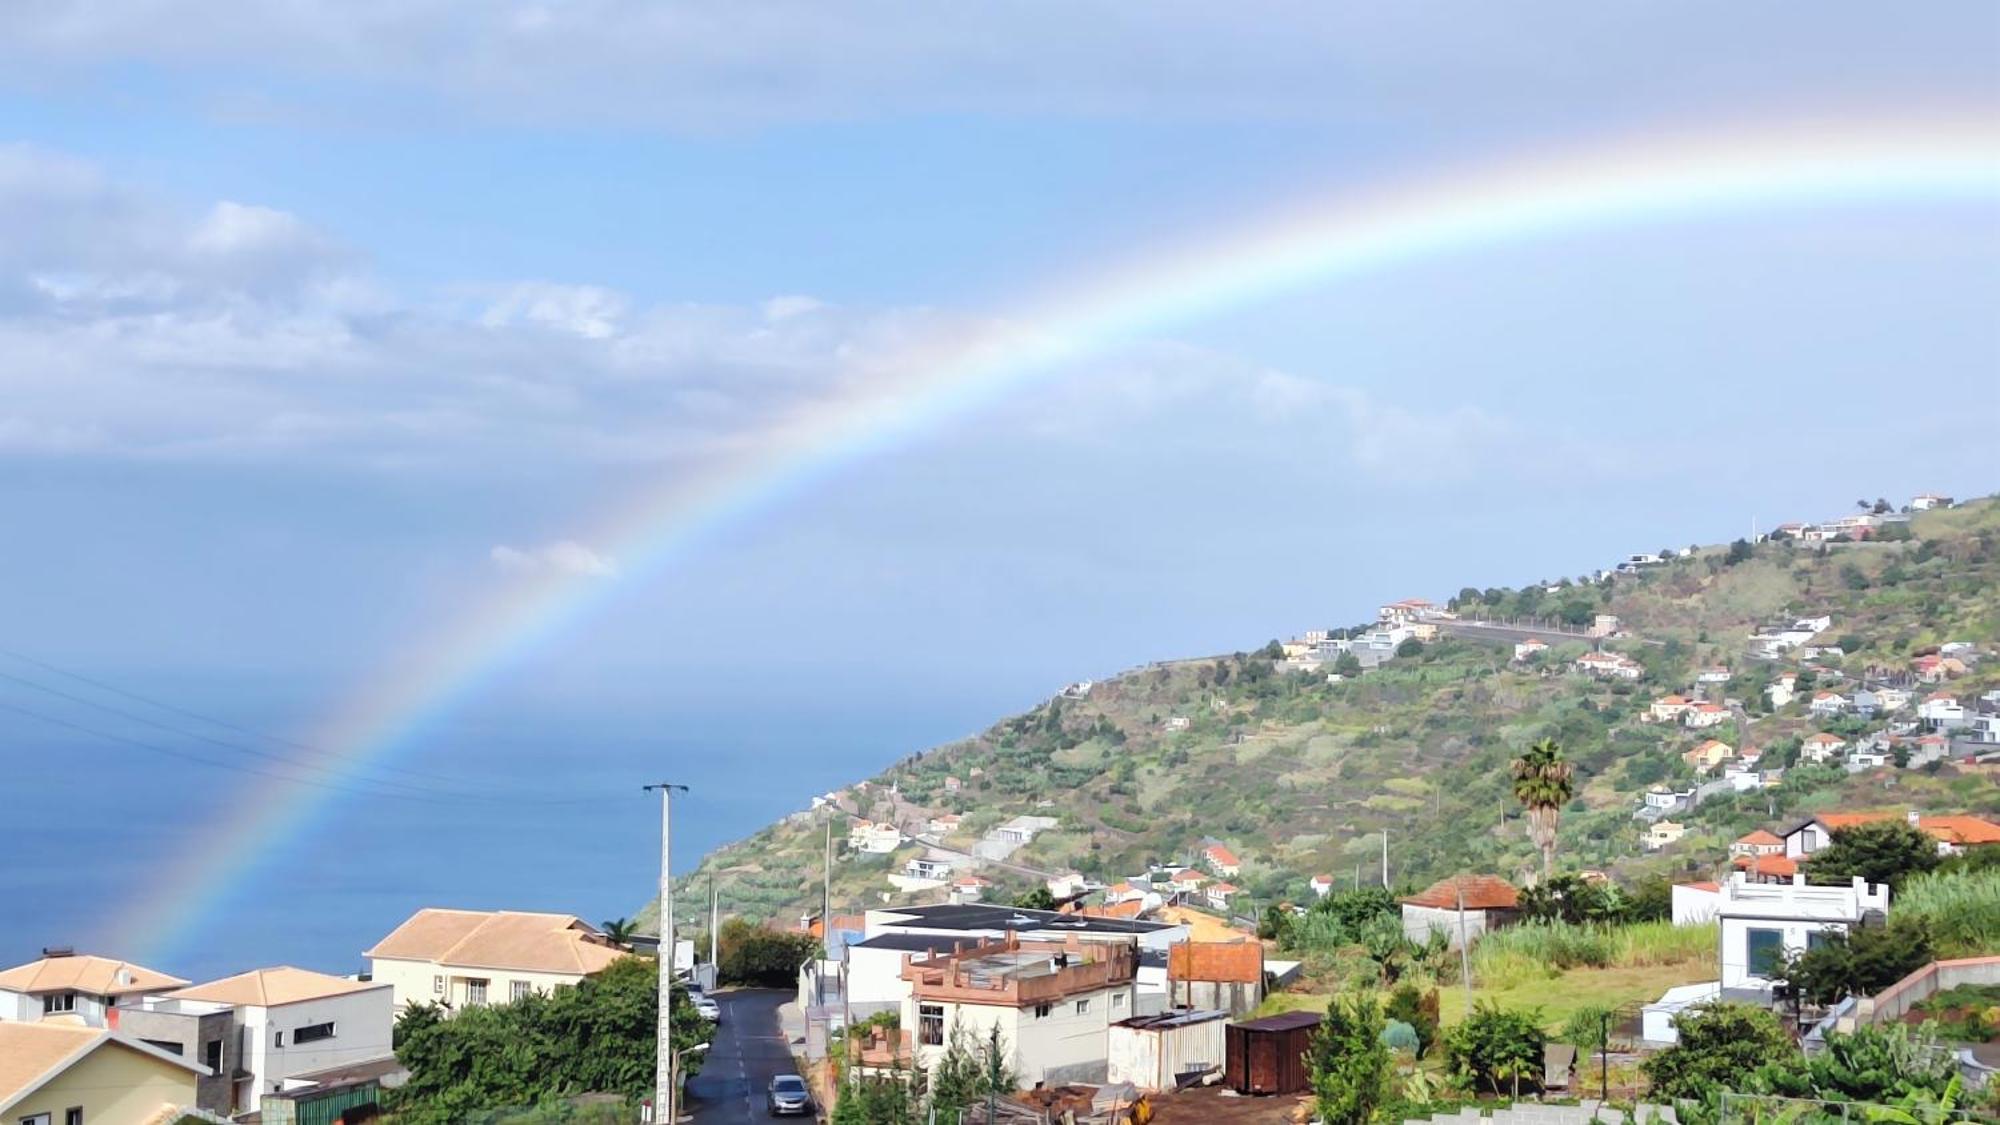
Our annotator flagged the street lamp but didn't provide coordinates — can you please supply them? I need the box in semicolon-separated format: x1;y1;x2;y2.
670;1041;711;1123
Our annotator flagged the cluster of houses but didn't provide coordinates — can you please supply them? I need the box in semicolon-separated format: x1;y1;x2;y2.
0;909;635;1124
1651;807;2000;1043
804;897;1292;1092
1764;492;1951;545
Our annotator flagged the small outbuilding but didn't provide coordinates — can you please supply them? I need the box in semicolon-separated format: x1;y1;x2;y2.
1107;1009;1228;1090
1399;874;1521;948
1224;1010;1320;1096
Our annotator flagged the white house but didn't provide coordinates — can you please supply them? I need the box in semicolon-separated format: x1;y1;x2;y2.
1874;688;1911;714
1685;703;1731;729
0;952;188;1027
1649;695;1693;723
849;820;905;854
901;934;1141;1085
1716;874;1888;990
949;876;992;904
1046;871;1089;899
1378;598;1441;625
1513;638;1549;662
1919;694;1966;731
1203;882;1241;912
1643;821;1686;851
1697;666;1732;685
1808;692;1849;718
994;816;1060;845
904;854;955;882
1800;732;1847;763
1910;493;1951;511
365;908;629;1012
151;966;394;1115
926;813;964;836
1308;874;1335;899
1575;651;1642;680
1201;843;1241;877
1162;716;1191;733
1670;882;1722;925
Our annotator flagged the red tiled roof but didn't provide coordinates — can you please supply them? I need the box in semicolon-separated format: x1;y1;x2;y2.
1919;816;2000;846
1208;882;1240;895
1737;830;1782;846
1402;874;1519;911
1204;843;1240;866
1680;881;1721;892
1735;853;1799;877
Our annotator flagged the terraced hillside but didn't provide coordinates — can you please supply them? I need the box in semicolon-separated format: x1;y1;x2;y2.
650;496;2000;928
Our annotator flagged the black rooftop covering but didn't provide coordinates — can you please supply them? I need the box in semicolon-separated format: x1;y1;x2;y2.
876;902;1172;935
1231;1011;1323;1032
849;933;980;954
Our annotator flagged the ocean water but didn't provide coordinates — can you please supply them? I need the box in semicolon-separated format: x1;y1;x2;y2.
0;696;987;983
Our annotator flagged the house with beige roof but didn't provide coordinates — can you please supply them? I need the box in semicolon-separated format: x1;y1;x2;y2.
0;951;188;1028
0;1022;205;1125
125;966;394;1116
366;908;629;1012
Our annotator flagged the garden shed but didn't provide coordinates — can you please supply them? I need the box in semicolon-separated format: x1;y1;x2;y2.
1223;1010;1319;1095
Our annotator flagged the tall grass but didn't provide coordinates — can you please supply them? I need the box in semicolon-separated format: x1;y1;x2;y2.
1895;867;2000;958
1472;921;1716;990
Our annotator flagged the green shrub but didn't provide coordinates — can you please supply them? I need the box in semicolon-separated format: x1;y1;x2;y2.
1446;1003;1545;1097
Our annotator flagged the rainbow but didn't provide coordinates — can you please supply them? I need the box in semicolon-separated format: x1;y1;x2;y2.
111;113;1998;962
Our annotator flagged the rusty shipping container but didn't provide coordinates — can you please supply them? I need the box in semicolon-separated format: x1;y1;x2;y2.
1224;1011;1320;1095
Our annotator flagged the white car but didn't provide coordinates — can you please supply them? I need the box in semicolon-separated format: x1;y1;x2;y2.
692;994;721;1022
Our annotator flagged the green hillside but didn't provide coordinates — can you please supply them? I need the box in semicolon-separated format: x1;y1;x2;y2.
654;495;2000;928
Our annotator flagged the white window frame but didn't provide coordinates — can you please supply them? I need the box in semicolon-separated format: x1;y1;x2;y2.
42;992;76;1015
466;978;489;1005
293;1021;336;1044
511;980;533;1002
433;974;445;994
1075;998;1090;1015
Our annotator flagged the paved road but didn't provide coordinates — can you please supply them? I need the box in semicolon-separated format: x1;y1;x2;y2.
686;989;802;1125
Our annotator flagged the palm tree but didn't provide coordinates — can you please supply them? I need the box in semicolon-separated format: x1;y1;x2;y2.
600;917;638;947
1511;738;1574;882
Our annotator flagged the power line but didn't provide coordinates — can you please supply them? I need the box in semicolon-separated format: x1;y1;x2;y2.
0;699;600;808
0;668;461;801
0;646;484;788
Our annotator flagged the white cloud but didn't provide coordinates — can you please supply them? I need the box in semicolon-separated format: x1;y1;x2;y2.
0;2;1987;132
490;540;618;578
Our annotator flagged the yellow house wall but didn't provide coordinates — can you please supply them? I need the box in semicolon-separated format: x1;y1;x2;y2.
370;957;592;1012
14;1042;197;1124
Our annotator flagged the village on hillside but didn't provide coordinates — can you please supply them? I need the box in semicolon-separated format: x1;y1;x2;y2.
7;493;1996;1124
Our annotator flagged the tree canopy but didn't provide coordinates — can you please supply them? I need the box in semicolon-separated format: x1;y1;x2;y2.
1803;821;1942;890
388;956;708;1125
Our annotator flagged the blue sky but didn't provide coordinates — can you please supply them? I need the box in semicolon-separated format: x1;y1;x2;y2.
0;2;1997;966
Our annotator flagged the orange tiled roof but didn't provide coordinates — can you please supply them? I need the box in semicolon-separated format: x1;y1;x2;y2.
1402;874;1519;911
0;955;186;997
1680;881;1721;892
365;909;627;975
1735;853;1799;877
1204;843;1240;866
1737;830;1782;846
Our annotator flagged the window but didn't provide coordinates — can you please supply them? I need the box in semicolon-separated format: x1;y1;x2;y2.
293;1022;336;1044
20;1114;51;1125
1033;1003;1051;1019
1112;993;1126;1008
1746;927;1786;977
42;992;76;1014
1075;999;1090;1015
204;1040;223;1074
65;1111;83;1125
433;974;445;994
918;1003;945;1046
274;1030;285;1048
466;978;489;1005
511;980;533;1002
141;1038;185;1056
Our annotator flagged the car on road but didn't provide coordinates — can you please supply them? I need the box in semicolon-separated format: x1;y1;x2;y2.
768;1074;813;1116
692;993;721;1022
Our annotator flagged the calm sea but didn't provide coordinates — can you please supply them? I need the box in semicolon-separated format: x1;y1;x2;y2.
0;697;987;982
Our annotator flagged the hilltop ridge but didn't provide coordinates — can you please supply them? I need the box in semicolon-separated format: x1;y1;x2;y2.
657;492;2000;928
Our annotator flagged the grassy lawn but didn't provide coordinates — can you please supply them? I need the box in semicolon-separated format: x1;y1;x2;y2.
1258;960;1716;1031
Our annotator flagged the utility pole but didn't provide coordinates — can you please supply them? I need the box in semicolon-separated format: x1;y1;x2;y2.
644;782;688;1124
822;815;833;956
1380;830;1389;889
708;877;719;981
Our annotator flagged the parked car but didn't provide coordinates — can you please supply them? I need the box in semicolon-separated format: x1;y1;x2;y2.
768;1074;813;1116
693;994;721;1022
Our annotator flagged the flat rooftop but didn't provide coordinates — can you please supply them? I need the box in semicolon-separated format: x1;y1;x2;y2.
875;903;1173;937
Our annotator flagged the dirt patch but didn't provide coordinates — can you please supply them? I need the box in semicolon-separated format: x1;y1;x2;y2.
1144;1084;1311;1125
